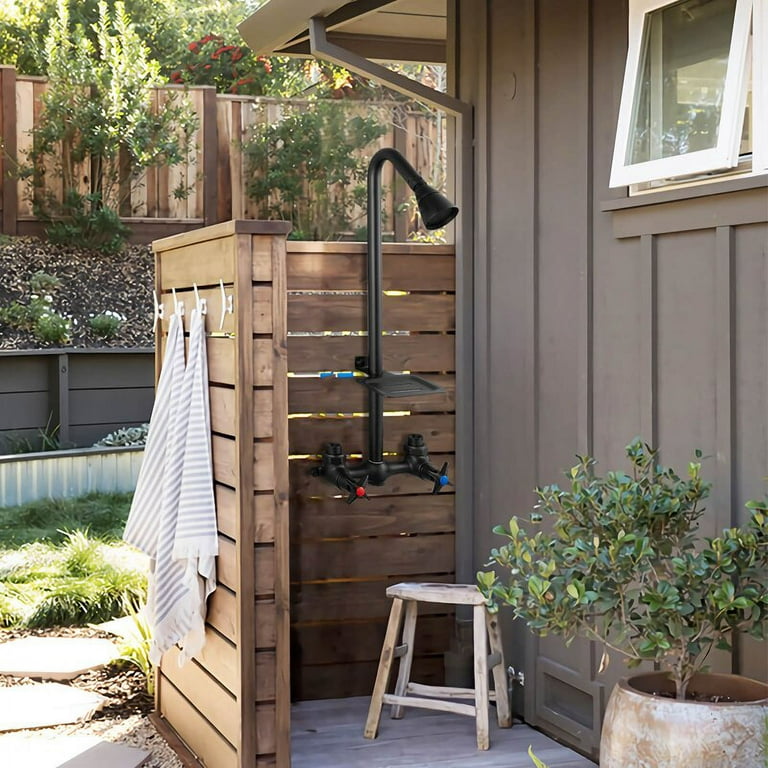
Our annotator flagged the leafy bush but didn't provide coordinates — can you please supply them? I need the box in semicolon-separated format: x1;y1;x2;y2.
22;0;197;251
45;191;129;254
89;310;123;339
0;272;71;346
94;424;149;447
242;101;388;240
479;439;768;700
115;609;155;694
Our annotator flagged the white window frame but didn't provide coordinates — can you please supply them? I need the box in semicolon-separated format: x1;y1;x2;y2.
610;0;755;188
754;0;768;172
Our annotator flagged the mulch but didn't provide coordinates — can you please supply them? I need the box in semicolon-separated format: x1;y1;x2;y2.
0;237;154;350
0;625;153;720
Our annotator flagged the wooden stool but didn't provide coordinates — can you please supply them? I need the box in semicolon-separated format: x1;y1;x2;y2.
364;582;512;750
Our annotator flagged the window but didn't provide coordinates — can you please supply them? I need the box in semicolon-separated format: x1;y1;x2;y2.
610;0;767;189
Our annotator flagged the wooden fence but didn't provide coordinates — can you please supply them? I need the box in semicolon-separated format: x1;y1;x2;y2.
0;66;444;243
286;240;457;701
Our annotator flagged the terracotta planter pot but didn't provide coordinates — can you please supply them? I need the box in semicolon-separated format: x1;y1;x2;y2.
600;672;768;767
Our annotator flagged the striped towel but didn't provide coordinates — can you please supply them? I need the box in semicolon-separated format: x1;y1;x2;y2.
123;309;217;665
172;308;218;663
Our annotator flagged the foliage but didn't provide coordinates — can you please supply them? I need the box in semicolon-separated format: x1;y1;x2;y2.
94;424;149;448
22;0;196;251
478;438;768;700
5;413;62;455
89;309;123;339
0;529;147;627
0;491;133;547
242;101;388;240
0;269;71;345
114;608;155;694
528;747;549;768
44;191;129;254
171;33;276;95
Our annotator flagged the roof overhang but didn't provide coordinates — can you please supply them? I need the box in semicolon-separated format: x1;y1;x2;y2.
238;0;447;63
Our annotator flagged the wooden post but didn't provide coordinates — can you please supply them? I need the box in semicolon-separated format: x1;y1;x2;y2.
0;65;18;235
202;86;219;226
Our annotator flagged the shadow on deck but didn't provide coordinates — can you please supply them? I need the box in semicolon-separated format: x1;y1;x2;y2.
291;696;597;768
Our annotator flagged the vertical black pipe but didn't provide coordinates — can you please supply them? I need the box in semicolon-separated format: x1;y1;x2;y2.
367;152;385;463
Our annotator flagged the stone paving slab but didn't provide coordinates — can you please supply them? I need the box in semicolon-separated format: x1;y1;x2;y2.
0;683;107;732
0;733;149;768
0;637;118;680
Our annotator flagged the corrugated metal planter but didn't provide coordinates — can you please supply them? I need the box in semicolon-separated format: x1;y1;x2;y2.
0;446;144;507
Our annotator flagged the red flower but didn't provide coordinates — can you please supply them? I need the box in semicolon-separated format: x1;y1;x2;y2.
231;49;244;62
187;42;198;52
203;64;212;70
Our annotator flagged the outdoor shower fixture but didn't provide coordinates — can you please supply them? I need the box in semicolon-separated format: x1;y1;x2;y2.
312;148;459;503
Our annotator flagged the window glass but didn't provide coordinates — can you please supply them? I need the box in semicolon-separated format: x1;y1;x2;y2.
628;0;738;164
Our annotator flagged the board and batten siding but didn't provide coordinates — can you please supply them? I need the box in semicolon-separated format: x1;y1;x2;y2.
152;220;291;768
456;0;768;758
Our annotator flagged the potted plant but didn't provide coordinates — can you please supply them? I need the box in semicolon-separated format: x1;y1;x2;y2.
478;438;768;767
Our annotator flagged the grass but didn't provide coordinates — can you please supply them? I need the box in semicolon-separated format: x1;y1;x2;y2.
0;492;132;547
0;492;147;628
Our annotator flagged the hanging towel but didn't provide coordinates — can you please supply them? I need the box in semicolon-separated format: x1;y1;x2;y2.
171;307;218;663
123;311;193;664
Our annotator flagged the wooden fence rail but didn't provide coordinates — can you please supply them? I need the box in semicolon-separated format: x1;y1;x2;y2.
0;66;444;243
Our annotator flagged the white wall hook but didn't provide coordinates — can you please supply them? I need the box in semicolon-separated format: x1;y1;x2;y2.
219;278;233;330
152;290;164;331
193;283;208;315
172;287;185;317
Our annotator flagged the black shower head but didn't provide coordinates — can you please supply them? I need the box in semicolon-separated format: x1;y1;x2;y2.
412;180;459;230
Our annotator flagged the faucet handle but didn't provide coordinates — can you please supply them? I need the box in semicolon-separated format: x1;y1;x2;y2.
430;461;451;494
346;474;369;504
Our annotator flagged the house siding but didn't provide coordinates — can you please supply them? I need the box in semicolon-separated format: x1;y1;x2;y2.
456;0;768;756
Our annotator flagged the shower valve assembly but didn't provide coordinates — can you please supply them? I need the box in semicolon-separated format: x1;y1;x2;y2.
311;148;458;503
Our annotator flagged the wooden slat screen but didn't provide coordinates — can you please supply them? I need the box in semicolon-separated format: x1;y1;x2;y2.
153;220;291;768
286;241;456;701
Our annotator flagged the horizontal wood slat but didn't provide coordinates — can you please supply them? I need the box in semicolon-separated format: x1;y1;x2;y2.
216;535;237;591
292;494;455;539
291;576;455;624
287;334;454;374
294;657;444;702
254;600;277;649
212;435;275;490
294;533;455;582
288;374;455;414
165;631;238;696
158;682;238;768
207;586;236;642
210;386;273;438
290;455;455;495
157;237;235;288
288;413;454;455
286;251;455;291
294;615;454;666
159;657;239;746
288;293;454;333
254;650;276;702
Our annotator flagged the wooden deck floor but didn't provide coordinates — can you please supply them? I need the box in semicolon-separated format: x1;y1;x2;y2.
291;697;597;768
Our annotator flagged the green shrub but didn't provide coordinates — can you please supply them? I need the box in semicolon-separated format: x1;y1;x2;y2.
242;101;387;240
29;270;61;293
94;424;148;447
22;0;197;251
45;191;129;254
89;309;123;339
34;310;71;344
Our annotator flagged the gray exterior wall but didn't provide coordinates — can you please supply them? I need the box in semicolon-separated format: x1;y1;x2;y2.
0;349;154;452
455;0;768;756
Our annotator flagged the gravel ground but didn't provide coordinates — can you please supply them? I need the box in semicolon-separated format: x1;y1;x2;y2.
0;626;183;767
0;236;154;350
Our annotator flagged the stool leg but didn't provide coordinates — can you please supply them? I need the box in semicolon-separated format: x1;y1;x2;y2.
486;610;512;728
364;597;405;739
390;599;418;719
472;604;490;750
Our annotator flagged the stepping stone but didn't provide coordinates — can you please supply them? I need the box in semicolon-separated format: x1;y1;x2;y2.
0;682;107;732
0;733;149;768
0;637;118;680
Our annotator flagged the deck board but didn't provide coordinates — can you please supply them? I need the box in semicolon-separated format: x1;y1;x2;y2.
290;696;596;768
